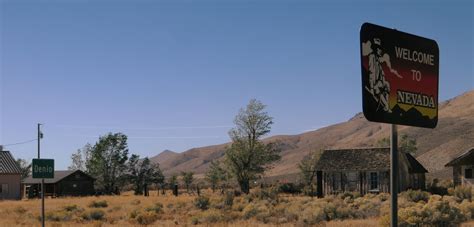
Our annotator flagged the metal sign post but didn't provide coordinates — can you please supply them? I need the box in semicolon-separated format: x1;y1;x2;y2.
390;124;398;227
360;22;439;227
32;157;54;227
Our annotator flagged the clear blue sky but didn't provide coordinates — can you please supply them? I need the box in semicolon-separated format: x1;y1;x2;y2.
1;0;473;169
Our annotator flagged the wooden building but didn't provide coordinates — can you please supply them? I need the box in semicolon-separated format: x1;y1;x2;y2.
0;147;22;200
315;148;427;197
22;170;95;198
445;148;474;187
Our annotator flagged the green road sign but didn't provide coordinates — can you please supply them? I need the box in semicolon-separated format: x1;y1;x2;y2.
32;159;54;179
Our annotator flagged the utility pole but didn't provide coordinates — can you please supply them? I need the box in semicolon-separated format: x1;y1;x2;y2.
38;123;45;227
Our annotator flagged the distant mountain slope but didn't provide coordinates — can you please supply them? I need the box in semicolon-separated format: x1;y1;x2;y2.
150;150;179;166
151;90;474;180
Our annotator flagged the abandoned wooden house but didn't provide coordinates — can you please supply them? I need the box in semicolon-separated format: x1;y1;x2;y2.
22;170;95;198
0;147;22;200
315;148;427;197
445;148;474;187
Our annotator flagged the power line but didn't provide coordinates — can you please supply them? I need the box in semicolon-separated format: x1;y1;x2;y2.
52;124;233;131
3;139;38;147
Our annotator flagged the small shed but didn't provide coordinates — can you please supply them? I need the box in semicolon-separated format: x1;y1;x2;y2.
445;148;474;187
22;170;95;198
0;148;22;200
315;147;427;197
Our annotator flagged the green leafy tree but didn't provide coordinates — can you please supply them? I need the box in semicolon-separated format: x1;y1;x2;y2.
376;134;418;154
127;155;165;196
86;133;129;194
298;150;322;196
168;175;178;190
400;134;418;154
225;99;281;194
205;160;227;192
181;171;194;193
127;154;143;195
142;158;164;196
15;159;31;180
150;162;165;194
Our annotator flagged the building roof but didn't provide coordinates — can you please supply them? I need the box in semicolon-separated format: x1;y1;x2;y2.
445;148;474;167
0;150;22;174
404;152;428;173
315;147;427;173
22;170;94;184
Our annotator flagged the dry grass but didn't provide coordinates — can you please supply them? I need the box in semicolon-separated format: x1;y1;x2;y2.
0;189;472;226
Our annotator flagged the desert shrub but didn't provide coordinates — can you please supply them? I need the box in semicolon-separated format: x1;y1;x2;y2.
244;193;254;203
176;201;187;209
45;210;72;222
398;202;425;226
135;211;159;225
224;191;234;207
300;206;326;224
200;209;225;223
190;209;230;224
232;202;245;212
194;196;210;210
233;190;242;197
282;200;301;222
63;204;83;213
377;192;389;201
459;200;474;219
13;206;27;214
379;214;390;227
449;186;472;202
423;198;465;225
129;209;140;219
339;192;355;200
242;200;270;220
130;199;141;205
108;206;121;213
302;186;317;197
82;209;105;220
401;189;430;203
352;196;383;218
243;204;259;219
427;178;450;195
88;200;108;208
323;202;337;220
397;196;467;226
251;187;279;203
335;205;354;219
255;210;272;223
191;216;200;225
279;183;303;194
145;202;164;214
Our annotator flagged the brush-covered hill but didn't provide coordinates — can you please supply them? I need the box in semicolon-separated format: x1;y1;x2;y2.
151;90;474;180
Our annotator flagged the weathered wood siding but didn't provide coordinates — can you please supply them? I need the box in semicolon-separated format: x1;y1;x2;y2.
57;171;94;196
453;165;462;186
0;174;21;200
321;170;390;196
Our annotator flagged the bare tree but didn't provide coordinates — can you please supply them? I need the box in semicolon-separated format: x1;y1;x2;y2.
68;144;91;171
15;159;31;180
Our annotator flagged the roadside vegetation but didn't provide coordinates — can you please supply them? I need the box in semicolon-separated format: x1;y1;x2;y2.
10;99;473;226
0;187;472;226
